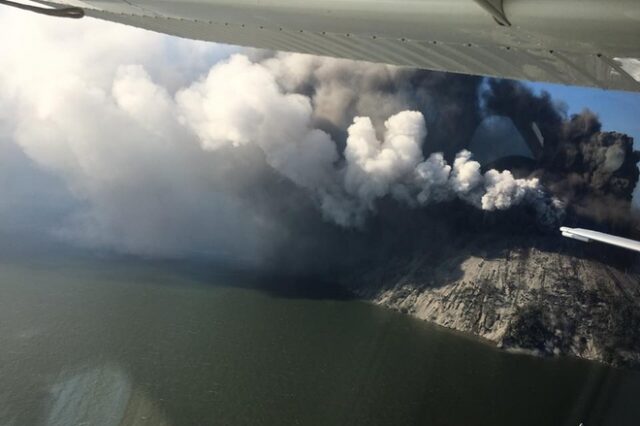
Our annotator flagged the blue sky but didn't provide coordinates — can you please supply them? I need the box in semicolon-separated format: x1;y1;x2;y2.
528;82;640;148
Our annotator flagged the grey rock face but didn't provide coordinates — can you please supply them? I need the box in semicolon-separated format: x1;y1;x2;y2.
345;236;640;369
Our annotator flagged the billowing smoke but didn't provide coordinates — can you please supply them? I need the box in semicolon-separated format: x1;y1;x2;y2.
0;10;637;270
337;114;556;226
261;52;483;158
483;80;640;229
173;56;552;228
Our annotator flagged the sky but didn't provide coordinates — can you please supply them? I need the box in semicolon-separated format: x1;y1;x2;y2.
529;82;640;147
1;8;639;265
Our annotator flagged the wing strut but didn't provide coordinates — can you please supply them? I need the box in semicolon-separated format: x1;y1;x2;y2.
473;0;510;26
0;0;84;18
560;227;640;253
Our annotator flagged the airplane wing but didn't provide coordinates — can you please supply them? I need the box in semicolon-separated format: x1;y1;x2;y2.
560;227;640;253
29;0;640;92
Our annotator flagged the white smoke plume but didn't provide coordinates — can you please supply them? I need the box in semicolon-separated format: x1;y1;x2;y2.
176;55;340;193
338;113;555;226
0;9;560;264
172;55;552;227
344;112;426;206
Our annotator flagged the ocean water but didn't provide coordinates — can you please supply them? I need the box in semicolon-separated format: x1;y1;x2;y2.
0;257;639;426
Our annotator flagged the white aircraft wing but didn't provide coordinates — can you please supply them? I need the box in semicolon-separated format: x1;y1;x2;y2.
31;0;640;92
560;227;640;253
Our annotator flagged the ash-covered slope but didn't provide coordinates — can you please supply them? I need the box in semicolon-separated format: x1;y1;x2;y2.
345;232;640;369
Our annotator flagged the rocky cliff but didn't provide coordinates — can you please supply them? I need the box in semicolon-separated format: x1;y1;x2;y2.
345;234;640;369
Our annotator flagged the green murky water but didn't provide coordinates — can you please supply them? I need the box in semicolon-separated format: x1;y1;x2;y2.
0;258;639;426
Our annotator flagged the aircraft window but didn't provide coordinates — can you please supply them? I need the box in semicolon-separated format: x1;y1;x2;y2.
1;4;640;426
468;115;534;167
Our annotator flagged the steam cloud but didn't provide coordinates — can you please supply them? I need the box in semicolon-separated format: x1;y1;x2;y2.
0;10;637;266
173;55;555;227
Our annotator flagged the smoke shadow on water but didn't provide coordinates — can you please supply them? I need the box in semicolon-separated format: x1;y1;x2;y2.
161;259;358;301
